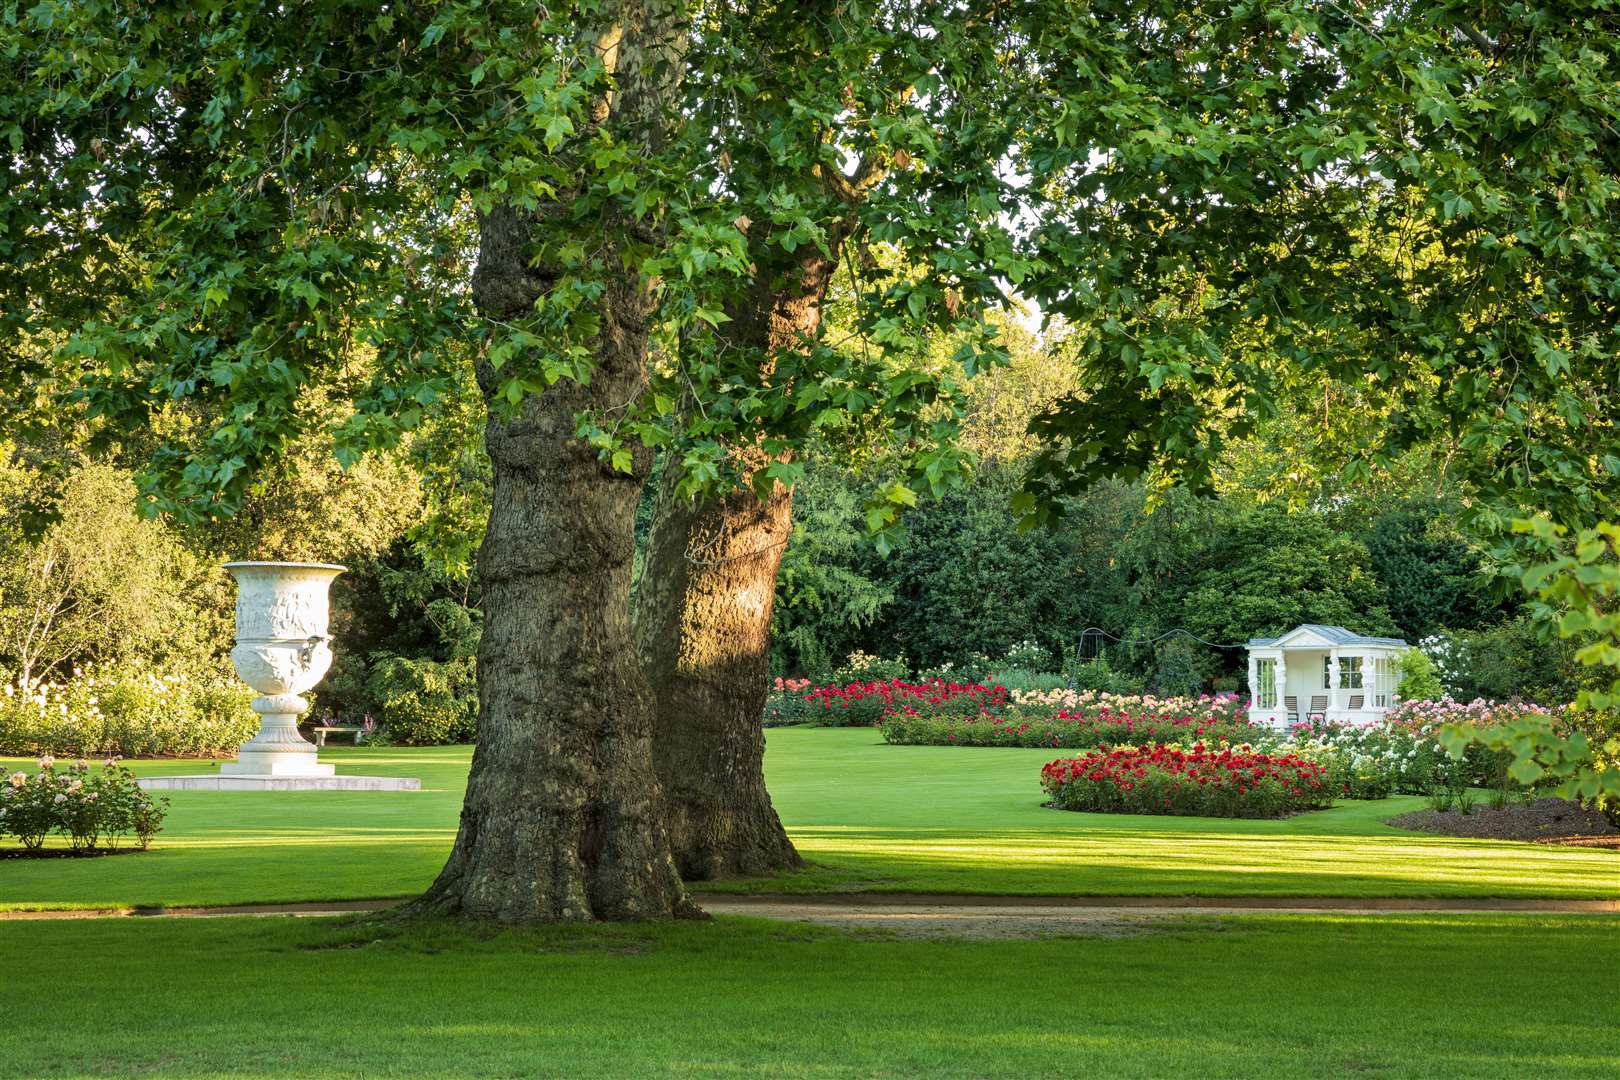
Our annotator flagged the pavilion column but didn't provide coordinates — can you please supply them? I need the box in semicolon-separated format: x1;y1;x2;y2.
1327;650;1341;715
1247;656;1259;711
1274;655;1288;721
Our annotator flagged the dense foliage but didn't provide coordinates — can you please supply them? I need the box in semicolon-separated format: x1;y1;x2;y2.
1018;2;1620;538
0;458;224;688
770;471;1538;698
5;0;1615;750
1453;518;1620;819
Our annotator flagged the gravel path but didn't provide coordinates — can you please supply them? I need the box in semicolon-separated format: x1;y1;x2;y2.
3;892;1613;939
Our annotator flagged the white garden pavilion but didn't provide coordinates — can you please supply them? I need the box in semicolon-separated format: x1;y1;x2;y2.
1245;624;1409;729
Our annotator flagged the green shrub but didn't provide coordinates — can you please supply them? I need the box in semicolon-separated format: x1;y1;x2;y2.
0;665;257;757
1065;654;1146;695
1396;649;1444;702
984;668;1067;692
1562;710;1620;825
367;653;477;745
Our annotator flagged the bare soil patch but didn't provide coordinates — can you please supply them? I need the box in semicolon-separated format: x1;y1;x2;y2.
0;847;146;860
1538;834;1620;849
1387;797;1617;845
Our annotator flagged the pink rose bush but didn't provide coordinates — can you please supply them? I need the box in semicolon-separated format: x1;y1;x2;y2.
881;688;1255;749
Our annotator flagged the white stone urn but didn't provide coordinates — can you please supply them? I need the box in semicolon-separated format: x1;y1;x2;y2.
220;561;346;778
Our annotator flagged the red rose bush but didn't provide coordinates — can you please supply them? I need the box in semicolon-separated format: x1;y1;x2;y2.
1040;743;1334;818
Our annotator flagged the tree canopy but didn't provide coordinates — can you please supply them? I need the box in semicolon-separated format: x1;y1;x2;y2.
6;2;1615;537
6;0;1618;921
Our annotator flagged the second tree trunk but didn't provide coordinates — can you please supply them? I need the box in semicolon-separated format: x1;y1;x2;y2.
635;247;844;879
635;471;801;879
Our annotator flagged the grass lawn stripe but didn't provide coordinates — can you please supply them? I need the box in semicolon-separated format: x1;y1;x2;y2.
0;913;1614;1078
1;729;1614;910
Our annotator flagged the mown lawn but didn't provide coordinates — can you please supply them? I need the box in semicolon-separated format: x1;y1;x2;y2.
1;913;1615;1078
2;728;1615;910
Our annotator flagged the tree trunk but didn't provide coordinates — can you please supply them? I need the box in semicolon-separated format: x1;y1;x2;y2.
412;208;697;923
636;465;800;879
414;0;697;922
634;247;842;879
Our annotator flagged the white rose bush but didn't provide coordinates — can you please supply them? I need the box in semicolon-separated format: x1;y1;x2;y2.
0;757;169;853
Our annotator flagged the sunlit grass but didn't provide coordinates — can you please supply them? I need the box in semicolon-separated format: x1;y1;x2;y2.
0;913;1615;1077
1;727;1615;910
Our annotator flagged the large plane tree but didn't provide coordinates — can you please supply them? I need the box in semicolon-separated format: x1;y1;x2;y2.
4;0;1616;920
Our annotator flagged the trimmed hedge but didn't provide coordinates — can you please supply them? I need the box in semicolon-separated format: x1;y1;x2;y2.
881;708;1261;749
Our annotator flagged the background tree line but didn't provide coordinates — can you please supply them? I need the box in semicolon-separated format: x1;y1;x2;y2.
3;325;1591;725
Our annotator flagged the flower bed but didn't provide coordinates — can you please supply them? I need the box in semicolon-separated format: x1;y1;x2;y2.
791;679;1007;728
1283;697;1545;798
763;678;815;726
1041;744;1334;818
1;757;168;851
0;666;257;757
1283;722;1443;798
880;689;1257;748
1010;688;1248;722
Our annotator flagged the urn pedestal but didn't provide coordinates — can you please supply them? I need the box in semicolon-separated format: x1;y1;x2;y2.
219;562;345;779
138;561;421;793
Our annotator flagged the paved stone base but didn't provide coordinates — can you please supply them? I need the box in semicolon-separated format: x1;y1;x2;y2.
220;753;336;778
137;774;421;792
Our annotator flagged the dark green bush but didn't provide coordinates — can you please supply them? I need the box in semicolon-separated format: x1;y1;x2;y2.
1065;655;1145;695
366;653;478;745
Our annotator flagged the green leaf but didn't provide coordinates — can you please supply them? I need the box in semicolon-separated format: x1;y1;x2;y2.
1508;757;1545;785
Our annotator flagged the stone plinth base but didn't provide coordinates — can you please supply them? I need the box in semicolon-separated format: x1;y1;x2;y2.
137;774;421;792
221;752;335;778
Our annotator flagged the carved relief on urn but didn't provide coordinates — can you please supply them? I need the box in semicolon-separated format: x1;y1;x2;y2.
220;562;346;778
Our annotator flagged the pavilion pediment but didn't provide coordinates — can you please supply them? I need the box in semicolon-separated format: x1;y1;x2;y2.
1269;627;1334;649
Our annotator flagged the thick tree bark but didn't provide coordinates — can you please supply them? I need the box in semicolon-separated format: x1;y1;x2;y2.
414;1;698;922
412;208;697;923
634;247;843;880
636;463;799;879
